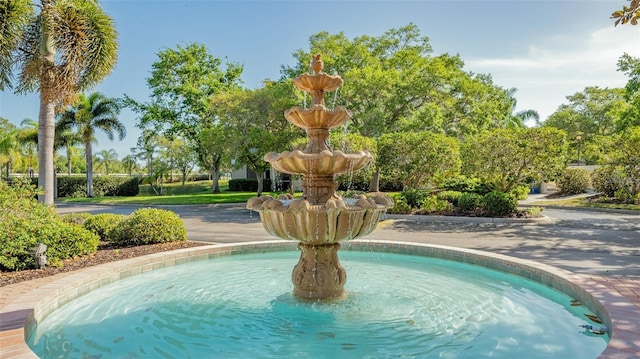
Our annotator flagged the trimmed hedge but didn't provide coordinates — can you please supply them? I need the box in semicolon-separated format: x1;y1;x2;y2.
228;178;272;192
57;176;140;197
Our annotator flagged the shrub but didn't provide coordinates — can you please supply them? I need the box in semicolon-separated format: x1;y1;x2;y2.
419;195;452;214
111;208;187;246
557;168;591;195
591;166;626;197
436;190;463;206
61;212;92;225
509;185;530;201
388;194;412;214
401;189;430;208
457;192;483;211
84;213;127;241
482;191;517;217
0;180;98;270
442;175;493;195
228;178;273;192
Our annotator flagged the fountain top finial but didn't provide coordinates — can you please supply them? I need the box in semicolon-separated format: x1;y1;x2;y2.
311;54;323;74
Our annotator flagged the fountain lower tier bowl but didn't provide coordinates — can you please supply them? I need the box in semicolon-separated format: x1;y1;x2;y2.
284;105;352;129
264;149;373;176
247;195;393;244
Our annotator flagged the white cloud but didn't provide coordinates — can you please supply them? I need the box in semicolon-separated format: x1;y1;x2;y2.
464;25;640;122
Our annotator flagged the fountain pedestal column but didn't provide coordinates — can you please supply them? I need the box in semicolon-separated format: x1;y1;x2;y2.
292;243;347;300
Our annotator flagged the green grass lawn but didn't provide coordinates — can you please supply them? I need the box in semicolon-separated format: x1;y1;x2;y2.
58;180;284;205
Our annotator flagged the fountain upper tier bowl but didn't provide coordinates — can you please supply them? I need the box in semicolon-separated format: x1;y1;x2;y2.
293;72;343;94
264;149;373;176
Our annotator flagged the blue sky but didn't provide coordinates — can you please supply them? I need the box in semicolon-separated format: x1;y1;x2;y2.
1;0;639;158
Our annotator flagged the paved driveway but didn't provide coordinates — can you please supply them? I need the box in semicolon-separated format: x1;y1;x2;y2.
55;203;640;278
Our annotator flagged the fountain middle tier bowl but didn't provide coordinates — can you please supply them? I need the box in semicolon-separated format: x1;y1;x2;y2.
246;195;393;244
284;105;352;129
264;150;373;176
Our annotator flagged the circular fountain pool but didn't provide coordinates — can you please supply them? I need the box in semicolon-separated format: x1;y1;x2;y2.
27;247;607;358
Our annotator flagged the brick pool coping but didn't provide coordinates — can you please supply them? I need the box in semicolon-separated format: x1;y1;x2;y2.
1;240;638;359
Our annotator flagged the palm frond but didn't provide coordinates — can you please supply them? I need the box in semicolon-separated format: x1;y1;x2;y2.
0;0;34;90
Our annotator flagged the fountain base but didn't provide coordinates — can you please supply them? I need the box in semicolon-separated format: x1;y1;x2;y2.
292;242;346;300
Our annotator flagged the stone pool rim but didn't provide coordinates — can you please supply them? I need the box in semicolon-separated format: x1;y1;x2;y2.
1;240;637;359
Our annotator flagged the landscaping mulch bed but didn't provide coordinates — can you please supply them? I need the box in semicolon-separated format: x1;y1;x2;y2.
0;241;209;287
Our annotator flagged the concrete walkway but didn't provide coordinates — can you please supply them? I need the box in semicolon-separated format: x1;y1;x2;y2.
1;202;639;358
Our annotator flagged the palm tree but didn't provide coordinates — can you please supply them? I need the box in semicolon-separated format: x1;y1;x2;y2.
121;154;138;176
0;119;18;178
57;92;125;197
96;149;118;175
501;88;539;129
54;123;83;175
1;0;118;204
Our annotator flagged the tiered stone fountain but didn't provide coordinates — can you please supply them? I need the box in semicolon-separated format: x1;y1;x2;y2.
247;54;393;300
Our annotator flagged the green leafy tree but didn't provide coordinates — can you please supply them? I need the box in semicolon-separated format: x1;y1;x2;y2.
1;0;118;204
215;81;303;196
57;92;125;197
283;24;515;190
126;43;242;188
617;53;640;130
378;131;461;190
612;0;640;25
610;126;640;197
198;124;230;193
501;88;539;128
462;128;568;192
543;86;628;164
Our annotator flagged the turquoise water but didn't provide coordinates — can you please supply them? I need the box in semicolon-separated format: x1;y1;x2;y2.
28;251;607;358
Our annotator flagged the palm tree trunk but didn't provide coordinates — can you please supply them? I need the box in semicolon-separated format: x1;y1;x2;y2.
38;97;56;204
86;143;94;197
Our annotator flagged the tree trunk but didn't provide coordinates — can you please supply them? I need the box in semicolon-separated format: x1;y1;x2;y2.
66;148;72;175
86;143;94;197
210;156;221;193
257;171;264;197
38;97;56;204
369;164;381;192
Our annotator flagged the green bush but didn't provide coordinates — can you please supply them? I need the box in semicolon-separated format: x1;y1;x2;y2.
557;168;591;195
401;189;430;208
508;185;531;201
388;194;412;214
591;166;626;197
419;195;452;214
436;190;463;206
84;213;126;241
0;180;98;270
442;175;493;195
457;192;483;211
61;212;92;225
228;178;273;192
482;191;517;217
111;208;187;245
